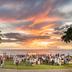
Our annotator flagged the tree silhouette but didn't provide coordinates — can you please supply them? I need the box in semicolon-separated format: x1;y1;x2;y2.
61;27;72;43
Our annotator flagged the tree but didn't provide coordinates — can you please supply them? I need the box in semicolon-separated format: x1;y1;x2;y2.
61;27;72;43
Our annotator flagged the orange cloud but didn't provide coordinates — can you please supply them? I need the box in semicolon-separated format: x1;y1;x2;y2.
20;38;56;49
16;11;62;36
27;15;62;28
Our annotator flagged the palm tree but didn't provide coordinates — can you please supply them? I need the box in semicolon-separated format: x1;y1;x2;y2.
61;27;72;43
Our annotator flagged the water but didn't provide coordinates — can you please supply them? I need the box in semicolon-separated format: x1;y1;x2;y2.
0;48;72;55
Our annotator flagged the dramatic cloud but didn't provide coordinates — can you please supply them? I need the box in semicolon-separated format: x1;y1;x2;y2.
0;0;72;49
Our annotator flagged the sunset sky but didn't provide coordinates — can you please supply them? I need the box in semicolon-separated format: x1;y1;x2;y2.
0;0;72;49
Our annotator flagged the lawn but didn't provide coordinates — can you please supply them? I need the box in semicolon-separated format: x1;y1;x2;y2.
3;60;72;70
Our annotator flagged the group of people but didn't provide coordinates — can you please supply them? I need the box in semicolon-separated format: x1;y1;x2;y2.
0;53;71;67
13;54;72;66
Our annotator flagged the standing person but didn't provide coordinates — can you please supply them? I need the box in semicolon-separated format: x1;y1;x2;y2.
16;59;19;66
0;56;1;66
51;57;55;65
37;59;40;65
57;56;61;66
0;56;5;68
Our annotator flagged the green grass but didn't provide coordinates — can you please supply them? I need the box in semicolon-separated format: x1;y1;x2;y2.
3;60;72;70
